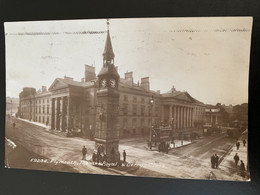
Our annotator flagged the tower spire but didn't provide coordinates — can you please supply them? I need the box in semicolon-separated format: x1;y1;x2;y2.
103;19;115;66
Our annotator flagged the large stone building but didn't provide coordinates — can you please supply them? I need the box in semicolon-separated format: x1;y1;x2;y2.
19;24;205;138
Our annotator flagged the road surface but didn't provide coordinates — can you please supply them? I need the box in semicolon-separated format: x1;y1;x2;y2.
5;117;243;180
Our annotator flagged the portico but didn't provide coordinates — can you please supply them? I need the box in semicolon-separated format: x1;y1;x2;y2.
161;104;194;129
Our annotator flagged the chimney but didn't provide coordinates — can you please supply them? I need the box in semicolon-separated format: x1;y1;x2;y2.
125;71;133;87
81;78;85;82
141;77;150;91
156;90;160;94
85;64;96;82
42;86;47;92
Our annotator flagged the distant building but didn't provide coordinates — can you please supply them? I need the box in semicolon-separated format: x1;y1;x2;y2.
222;104;233;114
204;105;221;127
19;25;205;138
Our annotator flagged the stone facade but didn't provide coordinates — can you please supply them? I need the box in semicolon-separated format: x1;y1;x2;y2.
19;24;205;139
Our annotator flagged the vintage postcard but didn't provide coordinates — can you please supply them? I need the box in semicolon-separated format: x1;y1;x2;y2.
5;17;252;181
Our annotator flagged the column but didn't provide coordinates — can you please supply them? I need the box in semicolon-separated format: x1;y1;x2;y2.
186;107;189;127
67;96;72;131
56;97;61;130
51;98;56;129
191;108;194;127
177;106;179;129
182;107;185;129
184;107;187;128
188;107;191;127
180;106;182;129
169;105;172;125
61;97;66;131
190;108;192;127
173;105;176;129
186;107;189;128
179;106;181;129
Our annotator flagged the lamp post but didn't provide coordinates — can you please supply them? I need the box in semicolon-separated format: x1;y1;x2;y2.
149;95;154;149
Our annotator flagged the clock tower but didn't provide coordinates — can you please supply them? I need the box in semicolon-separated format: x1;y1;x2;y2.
94;19;120;163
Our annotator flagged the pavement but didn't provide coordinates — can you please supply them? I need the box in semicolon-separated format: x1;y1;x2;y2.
218;137;249;181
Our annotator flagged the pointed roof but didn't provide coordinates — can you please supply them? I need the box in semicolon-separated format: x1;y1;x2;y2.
103;30;115;61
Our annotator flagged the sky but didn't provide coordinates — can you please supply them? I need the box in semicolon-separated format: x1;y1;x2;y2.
5;17;252;105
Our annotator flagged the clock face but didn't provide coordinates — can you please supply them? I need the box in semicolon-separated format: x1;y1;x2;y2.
109;79;116;88
101;79;107;88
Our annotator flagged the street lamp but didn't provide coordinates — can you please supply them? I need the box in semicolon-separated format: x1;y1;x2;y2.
149;95;154;149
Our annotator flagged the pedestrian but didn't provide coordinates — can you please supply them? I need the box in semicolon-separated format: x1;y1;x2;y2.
234;153;240;166
92;152;97;162
96;153;100;163
12;122;15;128
103;153;107;162
165;142;169;154
236;141;240;150
211;154;215;168
81;146;87;160
215;154;219;168
240;160;246;178
123;150;126;162
243;139;246;147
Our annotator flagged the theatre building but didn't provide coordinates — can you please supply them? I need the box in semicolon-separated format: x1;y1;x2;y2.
19;26;205;138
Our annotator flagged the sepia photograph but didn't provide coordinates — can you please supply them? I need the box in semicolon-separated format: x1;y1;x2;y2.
5;17;252;181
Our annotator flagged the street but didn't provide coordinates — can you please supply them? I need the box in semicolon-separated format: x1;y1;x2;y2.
5;117;246;180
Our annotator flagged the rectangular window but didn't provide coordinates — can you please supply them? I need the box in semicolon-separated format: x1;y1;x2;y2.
133;96;137;103
123;103;128;115
132;104;137;115
141;98;145;104
43;105;45;114
47;105;49;114
39;106;41;114
43;116;45;123
141;105;145;116
124;95;128;101
39;116;41;122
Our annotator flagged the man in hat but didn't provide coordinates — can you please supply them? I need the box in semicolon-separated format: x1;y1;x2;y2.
81;146;87;160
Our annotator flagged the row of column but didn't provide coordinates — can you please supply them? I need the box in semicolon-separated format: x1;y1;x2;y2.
163;104;194;129
51;96;72;131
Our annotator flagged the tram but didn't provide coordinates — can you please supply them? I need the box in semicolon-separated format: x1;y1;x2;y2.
148;125;172;149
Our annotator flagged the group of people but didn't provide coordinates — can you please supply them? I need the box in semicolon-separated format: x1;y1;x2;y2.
82;146;127;163
92;151;107;163
210;153;219;169
234;138;247;178
236;139;246;150
158;142;169;154
234;153;246;177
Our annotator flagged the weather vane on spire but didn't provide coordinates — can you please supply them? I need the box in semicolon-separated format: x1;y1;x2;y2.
106;18;110;31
